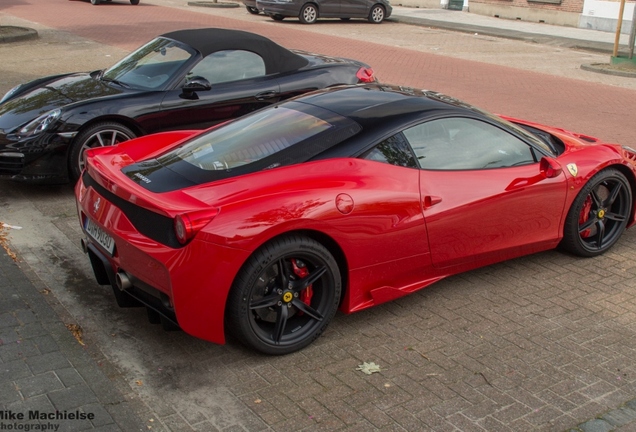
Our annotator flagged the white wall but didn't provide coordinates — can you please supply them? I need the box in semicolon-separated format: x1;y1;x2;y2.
580;0;635;32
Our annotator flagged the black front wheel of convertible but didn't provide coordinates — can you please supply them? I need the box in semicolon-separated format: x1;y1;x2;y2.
226;236;341;355
561;168;632;257
70;122;136;181
246;5;259;13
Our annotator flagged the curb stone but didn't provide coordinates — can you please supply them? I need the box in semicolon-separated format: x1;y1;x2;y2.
0;26;38;43
581;63;636;78
187;1;240;7
569;399;636;432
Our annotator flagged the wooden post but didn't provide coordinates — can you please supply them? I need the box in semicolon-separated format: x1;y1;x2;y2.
613;0;627;57
629;3;636;59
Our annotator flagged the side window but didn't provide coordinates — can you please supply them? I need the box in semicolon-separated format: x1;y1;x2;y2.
403;118;536;170
187;50;266;85
361;135;417;168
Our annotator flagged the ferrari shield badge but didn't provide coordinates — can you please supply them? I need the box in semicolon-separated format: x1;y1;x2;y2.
93;197;101;214
567;163;578;177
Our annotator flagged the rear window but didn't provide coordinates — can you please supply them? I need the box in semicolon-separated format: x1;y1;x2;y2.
141;102;361;187
168;107;332;170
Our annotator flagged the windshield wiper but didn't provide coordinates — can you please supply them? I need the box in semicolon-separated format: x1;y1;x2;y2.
100;77;131;89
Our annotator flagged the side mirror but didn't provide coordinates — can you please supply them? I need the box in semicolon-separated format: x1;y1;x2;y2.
506;156;563;191
540;156;562;178
180;76;212;100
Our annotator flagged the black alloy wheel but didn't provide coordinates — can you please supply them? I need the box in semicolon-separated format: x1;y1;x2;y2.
299;3;318;24
561;168;632;257
226;235;341;355
368;4;385;23
246;5;259;13
70;122;136;181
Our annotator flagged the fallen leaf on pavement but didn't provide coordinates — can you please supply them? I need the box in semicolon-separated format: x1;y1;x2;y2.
356;362;381;375
65;323;85;346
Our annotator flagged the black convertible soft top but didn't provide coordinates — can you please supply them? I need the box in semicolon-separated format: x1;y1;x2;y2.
161;28;309;74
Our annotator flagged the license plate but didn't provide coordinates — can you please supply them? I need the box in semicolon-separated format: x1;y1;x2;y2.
85;217;115;255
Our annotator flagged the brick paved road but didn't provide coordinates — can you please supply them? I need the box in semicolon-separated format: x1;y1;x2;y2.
2;1;636;431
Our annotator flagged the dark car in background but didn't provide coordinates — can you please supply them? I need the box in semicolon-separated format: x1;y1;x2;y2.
0;28;375;184
257;0;392;24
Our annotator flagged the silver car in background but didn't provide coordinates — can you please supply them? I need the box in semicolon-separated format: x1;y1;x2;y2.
257;0;392;24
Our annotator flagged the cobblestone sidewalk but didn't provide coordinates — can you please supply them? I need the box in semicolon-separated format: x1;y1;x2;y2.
0;249;148;431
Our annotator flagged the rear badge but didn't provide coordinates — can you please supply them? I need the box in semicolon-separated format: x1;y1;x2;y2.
93;197;101;214
567;163;578;177
134;172;152;184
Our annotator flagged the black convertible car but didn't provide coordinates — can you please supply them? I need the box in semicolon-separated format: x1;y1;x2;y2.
0;28;376;183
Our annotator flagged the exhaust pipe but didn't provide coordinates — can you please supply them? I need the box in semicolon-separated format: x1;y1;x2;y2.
115;271;132;291
80;238;88;254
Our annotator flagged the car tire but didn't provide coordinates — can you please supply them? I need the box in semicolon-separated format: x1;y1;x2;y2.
368;4;385;23
226;235;341;355
90;0;101;4
246;6;259;13
271;14;285;21
130;0;140;4
70;122;136;181
299;3;318;24
560;168;632;257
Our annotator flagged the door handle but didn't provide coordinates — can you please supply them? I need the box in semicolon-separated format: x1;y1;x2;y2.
255;90;278;100
423;195;442;209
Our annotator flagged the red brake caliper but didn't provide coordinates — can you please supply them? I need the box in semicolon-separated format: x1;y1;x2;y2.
291;259;313;314
579;196;593;238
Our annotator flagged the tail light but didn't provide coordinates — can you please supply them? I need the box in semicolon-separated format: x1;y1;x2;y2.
77;177;88;203
174;208;219;245
356;67;376;83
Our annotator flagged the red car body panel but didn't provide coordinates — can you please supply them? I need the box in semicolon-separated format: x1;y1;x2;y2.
76;111;636;346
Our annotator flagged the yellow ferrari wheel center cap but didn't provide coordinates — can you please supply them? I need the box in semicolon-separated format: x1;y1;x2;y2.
283;292;293;303
598;209;605;219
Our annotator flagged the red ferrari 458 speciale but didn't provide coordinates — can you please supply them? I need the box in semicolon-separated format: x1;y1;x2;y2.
76;84;636;354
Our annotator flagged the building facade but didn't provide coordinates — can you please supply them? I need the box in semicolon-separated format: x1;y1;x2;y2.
395;0;635;33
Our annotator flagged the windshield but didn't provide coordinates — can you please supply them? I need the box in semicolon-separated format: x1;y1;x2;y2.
102;38;195;90
158;107;334;170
